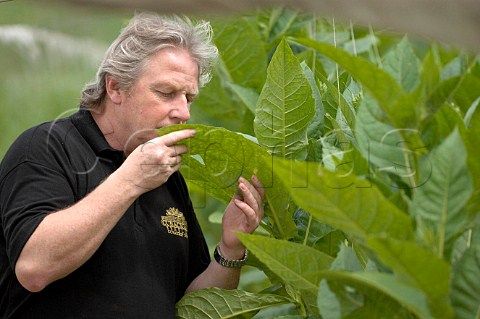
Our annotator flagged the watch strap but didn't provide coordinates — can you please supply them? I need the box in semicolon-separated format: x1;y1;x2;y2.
213;245;248;268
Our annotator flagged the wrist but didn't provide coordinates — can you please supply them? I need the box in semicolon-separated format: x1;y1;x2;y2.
109;170;144;198
213;244;248;268
218;241;246;260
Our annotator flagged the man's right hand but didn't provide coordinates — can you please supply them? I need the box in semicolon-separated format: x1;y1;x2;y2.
117;129;196;193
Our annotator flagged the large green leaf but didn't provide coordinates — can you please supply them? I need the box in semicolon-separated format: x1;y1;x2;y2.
158;124;269;202
367;237;453;318
256;7;309;49
316;70;356;134
191;73;246;132
450;229;480;319
382;37;420;93
238;234;432;319
176;287;291;319
355;94;423;187
225;83;259;115
421;103;464;151
293;209;345;256
431;62;480;116
301;62;325;139
418;47;442;101
411;129;473;258
463;101;480;217
157;124;297;239
317;245;364;318
214;17;267;90
270;158;414;242
238;233;334;313
237;234;334;291
254;38;315;160
323;272;433;319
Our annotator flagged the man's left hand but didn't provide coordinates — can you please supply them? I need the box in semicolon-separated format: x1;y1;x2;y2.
219;175;265;259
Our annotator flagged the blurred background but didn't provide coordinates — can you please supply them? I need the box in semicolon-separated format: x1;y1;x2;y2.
0;1;131;158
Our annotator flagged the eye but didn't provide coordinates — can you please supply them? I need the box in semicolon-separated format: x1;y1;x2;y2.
159;91;174;98
186;94;197;104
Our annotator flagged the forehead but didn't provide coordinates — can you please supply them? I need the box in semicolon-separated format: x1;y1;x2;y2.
143;48;199;83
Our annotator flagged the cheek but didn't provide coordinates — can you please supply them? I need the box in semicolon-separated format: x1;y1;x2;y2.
151;103;173;118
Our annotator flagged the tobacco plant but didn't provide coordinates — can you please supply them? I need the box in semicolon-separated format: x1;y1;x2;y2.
162;8;480;319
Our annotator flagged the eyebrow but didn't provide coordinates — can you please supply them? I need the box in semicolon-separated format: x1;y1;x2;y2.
150;81;197;93
149;83;199;98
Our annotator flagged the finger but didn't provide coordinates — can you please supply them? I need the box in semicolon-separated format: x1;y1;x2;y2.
233;198;261;227
154;129;196;147
236;189;259;217
171;154;182;166
238;177;263;210
140;140;157;152
171;144;188;156
251;175;265;200
171;158;182;170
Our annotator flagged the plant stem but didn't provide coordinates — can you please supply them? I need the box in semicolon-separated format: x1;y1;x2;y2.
349;20;357;56
403;149;417;190
303;214;313;245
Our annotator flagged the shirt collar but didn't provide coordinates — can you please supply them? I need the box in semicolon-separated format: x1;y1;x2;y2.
70;107;125;164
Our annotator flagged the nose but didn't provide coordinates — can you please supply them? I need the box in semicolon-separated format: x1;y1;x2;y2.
172;95;191;123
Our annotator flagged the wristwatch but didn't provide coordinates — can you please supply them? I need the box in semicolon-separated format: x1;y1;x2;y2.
213;244;248;268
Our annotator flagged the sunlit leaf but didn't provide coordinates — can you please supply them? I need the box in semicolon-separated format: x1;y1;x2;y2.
411;129;473;258
176;287;291;319
450;229;480;319
271;158;414;242
367;237;453;318
254;38;315;160
382;37;420;93
238;233;334;313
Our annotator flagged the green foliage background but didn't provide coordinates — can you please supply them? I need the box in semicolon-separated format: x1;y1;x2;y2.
2;1;480;318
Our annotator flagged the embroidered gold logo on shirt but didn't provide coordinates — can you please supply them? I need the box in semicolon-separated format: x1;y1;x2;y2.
161;207;188;238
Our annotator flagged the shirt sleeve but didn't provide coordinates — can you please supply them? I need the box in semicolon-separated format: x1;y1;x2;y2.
1;122;78;271
1;161;75;269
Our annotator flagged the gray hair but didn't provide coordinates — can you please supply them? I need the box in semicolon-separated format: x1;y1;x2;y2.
80;12;218;109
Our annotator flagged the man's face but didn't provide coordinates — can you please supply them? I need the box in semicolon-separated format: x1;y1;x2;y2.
116;47;199;153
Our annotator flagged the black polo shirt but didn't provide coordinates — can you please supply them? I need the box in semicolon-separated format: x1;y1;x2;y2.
0;109;210;318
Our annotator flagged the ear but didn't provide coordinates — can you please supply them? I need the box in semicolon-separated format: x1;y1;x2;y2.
105;74;123;105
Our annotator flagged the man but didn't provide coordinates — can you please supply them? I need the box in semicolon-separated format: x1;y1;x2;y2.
0;12;265;318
